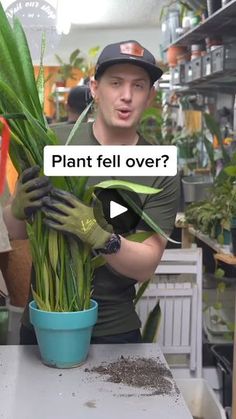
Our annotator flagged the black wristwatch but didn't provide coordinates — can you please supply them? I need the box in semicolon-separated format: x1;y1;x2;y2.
99;234;121;254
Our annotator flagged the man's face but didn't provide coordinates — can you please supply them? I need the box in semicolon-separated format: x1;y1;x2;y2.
91;63;155;130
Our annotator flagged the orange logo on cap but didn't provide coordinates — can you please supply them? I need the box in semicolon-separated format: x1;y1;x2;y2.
120;42;144;57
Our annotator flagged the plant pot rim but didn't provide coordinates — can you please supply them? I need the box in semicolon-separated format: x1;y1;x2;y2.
29;299;98;315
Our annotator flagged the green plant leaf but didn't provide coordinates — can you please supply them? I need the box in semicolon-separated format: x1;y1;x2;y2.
36;32;46;110
215;268;225;279
55;54;64;65
142;300;161;343
213;302;222;310
117;189;180;243
226;322;235;332
134;280;151;305
126;231;154;242
13;17;43;121
69;48;80;64
88;46;100;57
224;165;236;177
204;113;230;164
217;282;226;293
65;101;93;146
94;180;162;195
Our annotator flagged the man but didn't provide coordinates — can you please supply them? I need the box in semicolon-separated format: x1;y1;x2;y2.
3;40;179;344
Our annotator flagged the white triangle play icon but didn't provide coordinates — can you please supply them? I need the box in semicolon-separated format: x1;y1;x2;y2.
110;201;128;219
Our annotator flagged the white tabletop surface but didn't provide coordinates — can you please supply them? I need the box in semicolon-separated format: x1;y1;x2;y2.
0;343;192;419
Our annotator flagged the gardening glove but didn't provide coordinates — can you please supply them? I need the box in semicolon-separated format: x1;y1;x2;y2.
11;166;52;220
42;188;113;249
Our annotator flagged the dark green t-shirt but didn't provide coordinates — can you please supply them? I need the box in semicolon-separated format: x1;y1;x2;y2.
23;122;179;337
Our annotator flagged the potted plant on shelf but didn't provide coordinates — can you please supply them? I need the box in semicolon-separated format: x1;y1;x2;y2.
0;6;171;367
54;48;85;86
224;162;236;255
54;46;100;86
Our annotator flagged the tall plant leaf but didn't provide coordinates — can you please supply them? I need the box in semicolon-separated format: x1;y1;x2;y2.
142;300;161;343
36;32;46;110
13;18;43;121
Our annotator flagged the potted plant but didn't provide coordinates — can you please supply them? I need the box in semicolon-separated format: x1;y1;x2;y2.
0;6;172;366
55;46;100;86
224;163;236;255
54;49;85;86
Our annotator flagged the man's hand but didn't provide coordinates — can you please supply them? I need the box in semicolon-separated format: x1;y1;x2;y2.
42;189;113;249
11;166;52;220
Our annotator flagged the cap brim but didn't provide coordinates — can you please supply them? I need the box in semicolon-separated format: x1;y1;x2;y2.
95;58;163;84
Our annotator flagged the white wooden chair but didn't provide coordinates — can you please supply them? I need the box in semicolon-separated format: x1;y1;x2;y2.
136;248;203;377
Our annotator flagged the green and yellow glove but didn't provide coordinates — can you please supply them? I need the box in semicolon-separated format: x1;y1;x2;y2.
11;166;52;220
42;189;113;249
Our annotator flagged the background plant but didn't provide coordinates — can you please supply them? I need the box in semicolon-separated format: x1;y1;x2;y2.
55;49;85;84
55;46;100;84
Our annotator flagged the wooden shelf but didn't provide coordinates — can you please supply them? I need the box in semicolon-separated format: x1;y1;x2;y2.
214;253;236;265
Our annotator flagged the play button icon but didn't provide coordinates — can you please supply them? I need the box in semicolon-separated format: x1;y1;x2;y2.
110;201;128;219
94;187;143;234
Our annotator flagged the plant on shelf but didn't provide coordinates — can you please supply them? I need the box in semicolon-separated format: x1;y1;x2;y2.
0;5;170;366
172;130;200;159
185;199;221;239
139;91;164;145
185;176;236;245
55;46;100;86
203;112;231;180
54;48;85;85
78;46;100;80
203;266;234;342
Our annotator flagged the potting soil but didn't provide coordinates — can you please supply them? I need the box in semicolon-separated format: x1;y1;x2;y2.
85;355;179;397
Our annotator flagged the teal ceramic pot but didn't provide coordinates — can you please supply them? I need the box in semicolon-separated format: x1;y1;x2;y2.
29;299;98;368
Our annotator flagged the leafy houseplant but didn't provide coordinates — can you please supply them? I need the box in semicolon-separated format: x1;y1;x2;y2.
185;174;236;245
0;5;169;365
55;46;100;85
54;49;84;85
203;267;234;341
139;91;164;145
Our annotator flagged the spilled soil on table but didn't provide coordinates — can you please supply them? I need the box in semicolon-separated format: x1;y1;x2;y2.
85;355;180;398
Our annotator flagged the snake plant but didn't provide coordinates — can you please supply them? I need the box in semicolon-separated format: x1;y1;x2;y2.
0;2;167;332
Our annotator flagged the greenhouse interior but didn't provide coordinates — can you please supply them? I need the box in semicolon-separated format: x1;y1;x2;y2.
0;1;236;418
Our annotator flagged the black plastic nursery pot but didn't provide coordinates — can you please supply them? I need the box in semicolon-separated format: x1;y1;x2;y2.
211;344;233;408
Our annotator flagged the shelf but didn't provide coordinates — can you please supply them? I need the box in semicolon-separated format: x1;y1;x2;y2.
166;0;236;49
173;79;236;95
214;253;236;265
55;87;70;93
188;226;233;255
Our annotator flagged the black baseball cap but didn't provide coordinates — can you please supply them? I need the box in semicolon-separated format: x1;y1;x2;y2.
67;85;92;113
94;40;163;85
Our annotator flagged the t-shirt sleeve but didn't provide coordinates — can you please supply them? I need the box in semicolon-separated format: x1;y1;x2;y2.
136;173;180;236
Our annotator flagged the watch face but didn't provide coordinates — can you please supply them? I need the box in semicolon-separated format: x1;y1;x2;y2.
102;234;121;254
5;0;60;60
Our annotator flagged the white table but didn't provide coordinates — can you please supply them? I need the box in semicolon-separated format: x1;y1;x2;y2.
0;344;193;419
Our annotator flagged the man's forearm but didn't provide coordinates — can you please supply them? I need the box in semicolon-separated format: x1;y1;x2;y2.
103;234;167;282
3;204;27;240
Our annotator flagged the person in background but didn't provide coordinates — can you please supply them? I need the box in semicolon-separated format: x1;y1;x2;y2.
3;40;180;345
51;84;92;143
66;85;92;124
